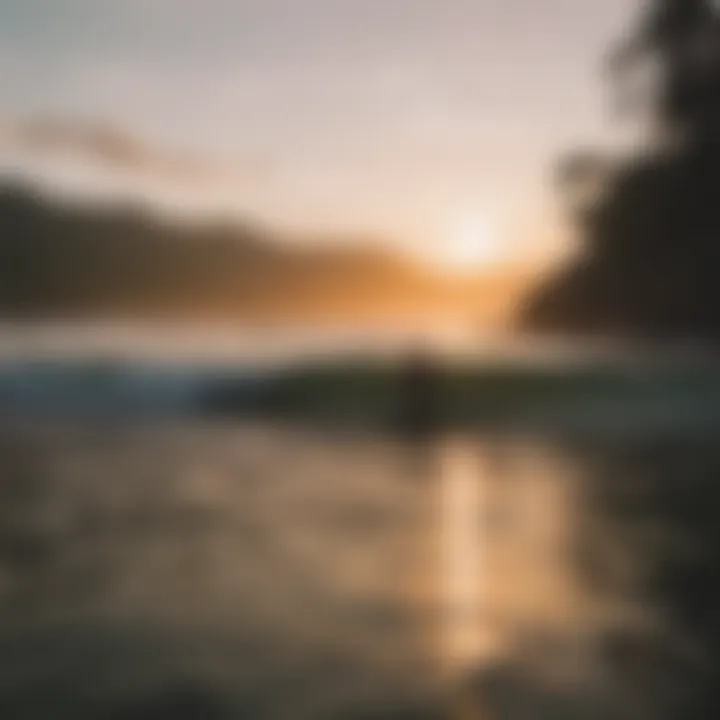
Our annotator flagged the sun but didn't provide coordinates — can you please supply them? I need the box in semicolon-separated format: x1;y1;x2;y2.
439;217;501;272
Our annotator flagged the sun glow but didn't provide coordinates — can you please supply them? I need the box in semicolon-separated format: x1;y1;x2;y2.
443;216;502;270
420;215;507;275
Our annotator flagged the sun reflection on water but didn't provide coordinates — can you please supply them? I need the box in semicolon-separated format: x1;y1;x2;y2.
435;439;487;679
424;437;609;713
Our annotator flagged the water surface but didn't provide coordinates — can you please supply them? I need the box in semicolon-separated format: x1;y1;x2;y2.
0;420;717;718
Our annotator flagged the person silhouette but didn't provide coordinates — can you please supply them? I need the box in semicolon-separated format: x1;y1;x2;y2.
397;344;444;441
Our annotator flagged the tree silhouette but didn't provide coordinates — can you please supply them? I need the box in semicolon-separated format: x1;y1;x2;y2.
521;0;720;341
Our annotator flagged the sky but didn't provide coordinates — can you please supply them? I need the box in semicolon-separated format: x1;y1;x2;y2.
0;0;636;259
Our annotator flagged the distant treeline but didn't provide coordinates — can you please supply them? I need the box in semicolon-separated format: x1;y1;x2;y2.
0;183;444;320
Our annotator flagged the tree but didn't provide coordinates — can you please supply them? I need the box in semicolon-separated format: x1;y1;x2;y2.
520;0;720;341
612;0;720;141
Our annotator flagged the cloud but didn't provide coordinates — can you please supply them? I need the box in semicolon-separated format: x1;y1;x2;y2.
0;117;226;180
1;117;196;175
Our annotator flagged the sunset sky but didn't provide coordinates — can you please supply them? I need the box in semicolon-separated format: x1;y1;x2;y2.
0;0;635;261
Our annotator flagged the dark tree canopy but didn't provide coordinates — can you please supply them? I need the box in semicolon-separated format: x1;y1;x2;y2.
618;0;720;139
521;0;720;341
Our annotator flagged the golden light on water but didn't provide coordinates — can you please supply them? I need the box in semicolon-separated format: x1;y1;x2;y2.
437;440;486;677
424;438;620;696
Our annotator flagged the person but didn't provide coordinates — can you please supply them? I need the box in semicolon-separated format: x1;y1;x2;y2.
397;344;444;440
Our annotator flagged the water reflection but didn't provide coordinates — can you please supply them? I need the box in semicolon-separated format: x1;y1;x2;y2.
419;437;594;715
0;422;716;718
417;432;718;719
435;439;485;679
